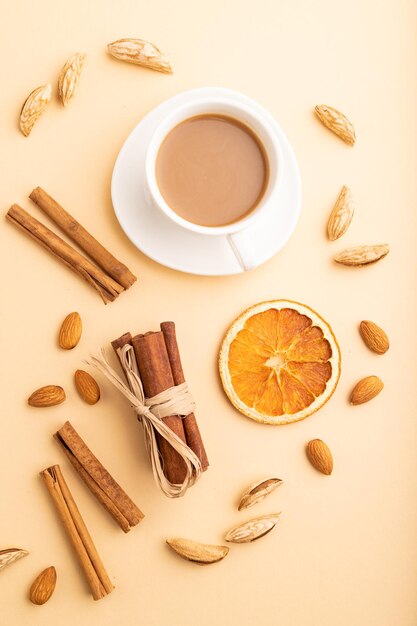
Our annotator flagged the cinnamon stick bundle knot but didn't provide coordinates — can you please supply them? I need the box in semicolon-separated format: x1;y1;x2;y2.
87;346;202;498
109;323;209;492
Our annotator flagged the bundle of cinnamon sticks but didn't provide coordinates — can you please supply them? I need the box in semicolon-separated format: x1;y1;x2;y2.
6;187;136;303
112;321;209;488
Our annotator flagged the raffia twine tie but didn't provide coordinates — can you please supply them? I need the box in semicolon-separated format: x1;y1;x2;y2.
86;345;201;498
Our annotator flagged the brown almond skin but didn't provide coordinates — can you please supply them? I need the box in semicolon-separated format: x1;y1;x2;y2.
59;312;82;349
359;321;389;354
350;376;384;405
29;566;57;605
28;385;66;407
74;370;100;404
306;439;333;475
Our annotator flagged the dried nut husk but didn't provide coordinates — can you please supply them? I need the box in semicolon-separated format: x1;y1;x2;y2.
335;244;389;266
315;104;356;145
359;321;389;354
238;477;283;511
29;566;57;605
350;375;384;405
166;538;229;564
306;439;333;475
59;312;82;349
327;186;354;241
225;513;280;543
20;84;52;136
0;548;28;572
107;38;172;73
28;385;66;407
74;369;100;404
58;52;86;106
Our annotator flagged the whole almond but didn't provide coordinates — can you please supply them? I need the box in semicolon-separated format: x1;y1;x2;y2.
58;52;86;106
19;84;52;137
335;244;389;266
359;321;389;354
327;186;354;241
28;385;66;407
306;439;333;475
29;566;57;605
107;38;172;73
74;370;100;404
238;477;283;511
225;513;280;543
59;312;82;349
166;538;229;565
315;104;356;145
350;376;383;405
0;548;29;572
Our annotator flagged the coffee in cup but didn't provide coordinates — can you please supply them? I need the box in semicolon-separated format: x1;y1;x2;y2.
155;114;269;227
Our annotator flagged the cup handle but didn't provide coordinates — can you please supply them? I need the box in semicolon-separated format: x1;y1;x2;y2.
227;230;257;271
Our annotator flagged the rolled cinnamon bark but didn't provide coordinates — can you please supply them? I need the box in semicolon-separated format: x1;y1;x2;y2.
54;421;144;532
160;322;209;471
6;204;122;303
111;332;133;351
29;187;136;290
111;332;133;370
40;464;113;600
132;332;187;484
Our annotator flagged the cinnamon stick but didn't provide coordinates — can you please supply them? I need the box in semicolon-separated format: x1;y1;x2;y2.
111;332;133;352
161;321;209;471
132;332;188;484
54;421;144;533
29;187;136;290
6;204;122;303
40;464;113;601
111;332;133;371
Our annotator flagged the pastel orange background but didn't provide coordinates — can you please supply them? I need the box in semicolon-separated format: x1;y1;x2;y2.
1;1;416;625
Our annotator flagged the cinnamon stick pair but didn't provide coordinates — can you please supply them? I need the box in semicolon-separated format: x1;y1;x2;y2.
54;421;144;533
41;465;113;601
6;187;136;303
112;322;208;486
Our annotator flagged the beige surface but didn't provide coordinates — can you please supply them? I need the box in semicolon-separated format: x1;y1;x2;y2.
1;1;416;624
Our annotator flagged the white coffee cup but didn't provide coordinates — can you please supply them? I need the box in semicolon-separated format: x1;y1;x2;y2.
145;96;284;271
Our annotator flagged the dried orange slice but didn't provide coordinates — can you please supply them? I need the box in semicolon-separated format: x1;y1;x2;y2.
219;300;341;425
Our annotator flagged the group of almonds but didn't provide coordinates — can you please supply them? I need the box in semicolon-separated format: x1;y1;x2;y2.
20;53;86;136
20;38;171;137
2;312;101;605
306;328;388;475
28;312;100;407
167;477;282;564
315;104;389;267
304;107;391;476
1;479;283;597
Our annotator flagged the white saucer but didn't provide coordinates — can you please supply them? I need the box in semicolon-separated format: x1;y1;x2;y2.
111;87;302;276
